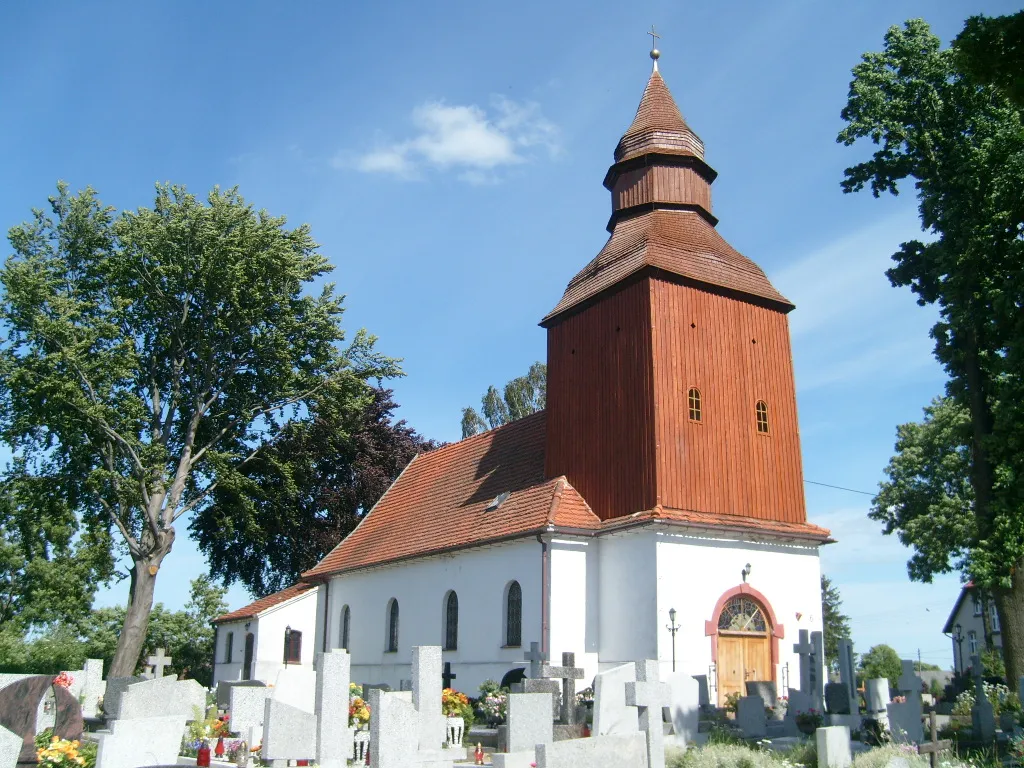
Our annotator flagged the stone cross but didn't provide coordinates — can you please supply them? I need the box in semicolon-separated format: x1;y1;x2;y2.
917;711;951;768
541;652;585;724
626;661;671;768
146;648;173;678
897;660;922;699
793;630;814;694
525;642;548;679
442;662;457;689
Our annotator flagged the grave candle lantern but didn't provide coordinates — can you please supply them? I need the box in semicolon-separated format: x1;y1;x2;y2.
197;741;211;768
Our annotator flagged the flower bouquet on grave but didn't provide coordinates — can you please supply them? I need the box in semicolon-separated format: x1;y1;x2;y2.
442;688;470;717
794;708;823;735
349;684;371;729
37;736;88;768
52;672;74;689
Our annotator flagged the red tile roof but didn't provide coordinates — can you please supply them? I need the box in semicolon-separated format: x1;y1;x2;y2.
543;210;792;324
213;582;317;625
303;412;602;579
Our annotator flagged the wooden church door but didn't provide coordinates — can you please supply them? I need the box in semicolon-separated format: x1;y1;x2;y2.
716;596;773;706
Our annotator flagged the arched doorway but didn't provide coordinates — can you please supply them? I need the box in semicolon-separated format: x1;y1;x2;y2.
705;587;784;707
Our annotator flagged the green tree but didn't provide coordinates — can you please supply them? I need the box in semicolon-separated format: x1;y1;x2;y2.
954;11;1024;108
821;575;852;675
193;386;435;597
838;19;1024;683
461;362;546;438
0;183;397;677
858;644;903;691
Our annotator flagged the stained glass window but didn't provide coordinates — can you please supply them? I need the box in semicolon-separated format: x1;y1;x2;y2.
718;597;768;632
506;581;522;647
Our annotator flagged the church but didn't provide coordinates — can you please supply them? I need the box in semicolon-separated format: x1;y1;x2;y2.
303;49;831;706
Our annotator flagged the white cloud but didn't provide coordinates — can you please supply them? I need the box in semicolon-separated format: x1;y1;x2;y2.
344;97;559;182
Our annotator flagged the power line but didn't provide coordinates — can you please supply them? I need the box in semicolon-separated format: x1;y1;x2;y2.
805;480;875;496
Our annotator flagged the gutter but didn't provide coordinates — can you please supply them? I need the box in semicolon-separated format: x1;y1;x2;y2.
211;623;219;687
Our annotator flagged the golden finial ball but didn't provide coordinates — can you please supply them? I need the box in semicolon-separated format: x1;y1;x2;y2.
650;48;661;61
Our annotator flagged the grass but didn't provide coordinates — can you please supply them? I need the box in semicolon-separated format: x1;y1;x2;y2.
665;740;1001;768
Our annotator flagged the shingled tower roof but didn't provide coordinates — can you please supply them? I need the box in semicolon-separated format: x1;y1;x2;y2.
542;57;791;326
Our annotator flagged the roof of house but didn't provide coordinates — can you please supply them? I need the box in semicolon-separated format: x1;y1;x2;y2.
212;582;317;625
942;582;977;634
302;412;602;580
542;210;793;325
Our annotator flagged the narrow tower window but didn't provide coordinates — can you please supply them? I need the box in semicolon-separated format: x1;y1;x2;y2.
339;604;350;650
444;591;459;651
688;388;702;422
756;401;770;434
386;598;399;652
505;581;522;647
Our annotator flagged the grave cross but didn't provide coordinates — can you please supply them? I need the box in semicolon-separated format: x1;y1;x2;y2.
793;630;814;693
147;647;173;678
442;662;457;689
917;711;951;768
897;660;922;697
524;642;548;679
541;652;585;724
626;660;672;768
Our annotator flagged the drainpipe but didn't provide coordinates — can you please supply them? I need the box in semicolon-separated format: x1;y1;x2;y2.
538;534;550;654
321;580;331;653
211;623;219;688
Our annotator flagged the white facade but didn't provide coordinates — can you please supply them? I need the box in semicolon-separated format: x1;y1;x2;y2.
317;525;822;700
212;589;319;686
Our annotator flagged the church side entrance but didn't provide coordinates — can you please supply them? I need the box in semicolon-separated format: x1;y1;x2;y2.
715;596;772;706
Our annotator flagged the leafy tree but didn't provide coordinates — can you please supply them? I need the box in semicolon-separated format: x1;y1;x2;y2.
0;183;397;677
858;644;903;691
821;575;852;675
194;386;435;597
0;577;227;684
461;362;546;438
838;19;1024;682
954;11;1024;108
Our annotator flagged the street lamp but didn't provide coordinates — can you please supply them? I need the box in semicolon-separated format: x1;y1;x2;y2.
954;623;964;675
666;608;680;672
284;625;292;668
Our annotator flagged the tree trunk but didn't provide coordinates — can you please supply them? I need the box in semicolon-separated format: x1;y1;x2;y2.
995;560;1024;685
108;529;175;678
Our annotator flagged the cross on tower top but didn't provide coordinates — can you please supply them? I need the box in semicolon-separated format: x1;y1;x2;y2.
146;648;173;678
648;25;662;71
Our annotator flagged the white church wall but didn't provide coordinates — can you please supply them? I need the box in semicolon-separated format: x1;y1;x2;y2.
548;537;600;684
655;530;822;698
251;592;319;682
325;539;543;694
598;529;659;666
212;619;248;686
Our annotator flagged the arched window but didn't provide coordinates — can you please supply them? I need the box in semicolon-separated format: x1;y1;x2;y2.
688;388;702;422
444;591;459;651
718;596;768;633
755;400;770;434
339;605;350;651
505;581;522;647
386;598;399;652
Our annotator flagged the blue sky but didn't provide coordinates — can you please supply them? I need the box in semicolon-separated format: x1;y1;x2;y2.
2;0;1018;669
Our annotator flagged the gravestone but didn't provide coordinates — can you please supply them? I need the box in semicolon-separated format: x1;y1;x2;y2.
0;725;19;768
314;649;353;768
837;639;858;715
816;725;852;768
665;672;700;746
783;688;812;737
794;631;814;695
825;682;851;715
535;731;648;768
513;643;560;718
98;676;144;720
692;674;710;708
0;676;83;764
117;675;205;719
865;679;890;714
969;656;995;742
95;716;187;768
887;661;923;743
737;695;767;739
412;645;446;751
746;681;777;709
229;685;272;741
271;666;317;713
810;631;825;711
217;679;266;710
263;666;317;764
626;660;671;768
506;693;553;752
592;663;637;736
540;652;584;726
146;648;173;677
